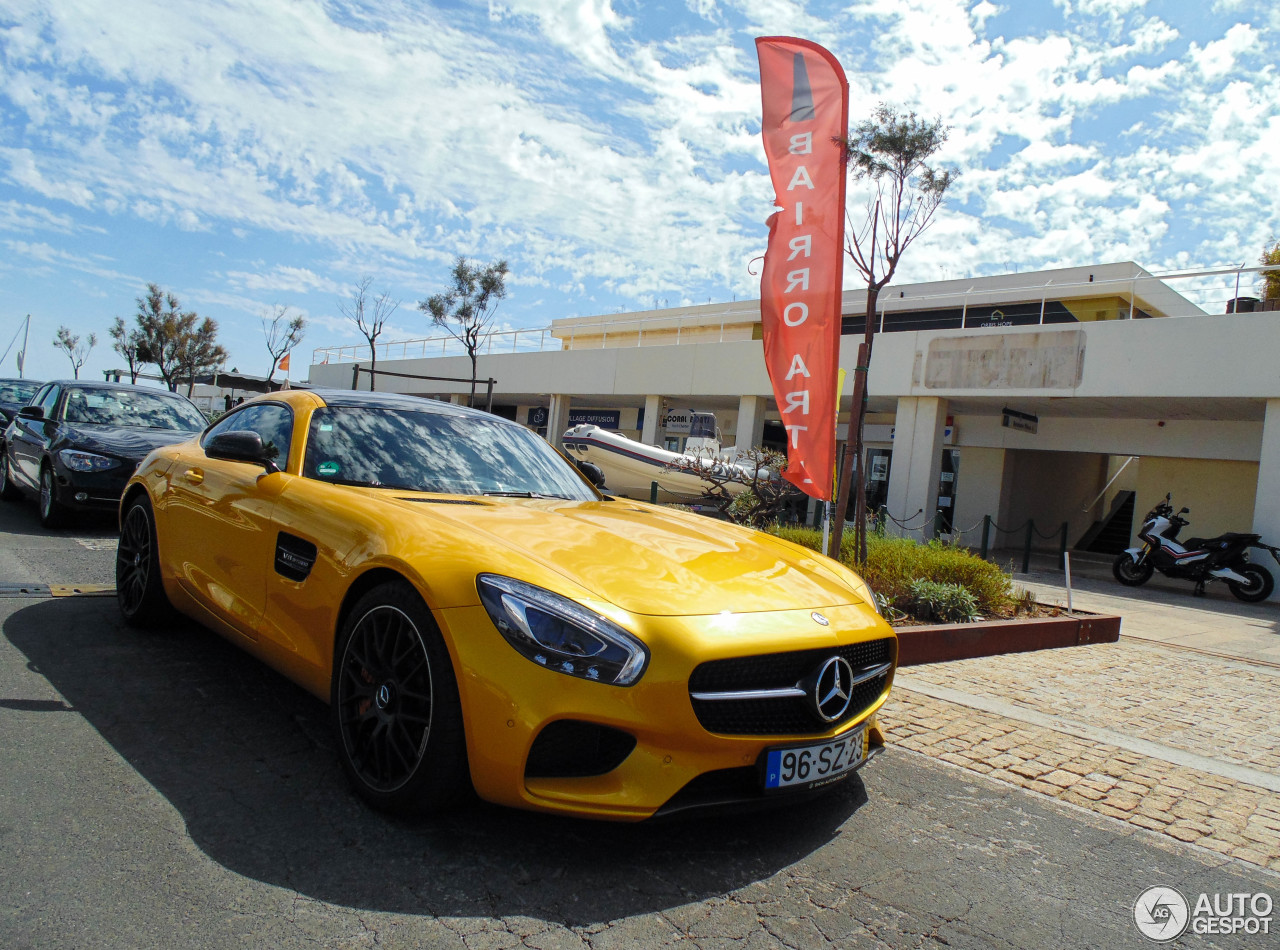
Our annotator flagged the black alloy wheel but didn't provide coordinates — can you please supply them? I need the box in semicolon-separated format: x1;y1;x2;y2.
38;464;66;528
116;495;173;627
0;451;18;501
1112;553;1153;586
1227;562;1274;603
331;581;468;814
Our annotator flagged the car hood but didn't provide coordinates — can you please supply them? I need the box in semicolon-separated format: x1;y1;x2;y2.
394;496;863;616
57;424;199;460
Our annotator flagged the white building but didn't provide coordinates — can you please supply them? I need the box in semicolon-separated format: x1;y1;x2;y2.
308;261;1280;569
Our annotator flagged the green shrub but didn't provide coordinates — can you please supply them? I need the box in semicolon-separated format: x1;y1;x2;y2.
765;526;1014;616
907;579;979;623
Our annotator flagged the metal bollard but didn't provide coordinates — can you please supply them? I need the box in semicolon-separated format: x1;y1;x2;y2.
980;515;992;560
1022;520;1034;574
650;481;658;504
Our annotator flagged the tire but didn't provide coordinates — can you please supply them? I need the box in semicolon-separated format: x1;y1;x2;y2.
116;494;174;627
331;580;469;815
1112;553;1153;586
0;450;19;502
38;463;67;528
1227;563;1274;603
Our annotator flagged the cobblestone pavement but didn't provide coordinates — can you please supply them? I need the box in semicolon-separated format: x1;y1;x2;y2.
880;638;1280;874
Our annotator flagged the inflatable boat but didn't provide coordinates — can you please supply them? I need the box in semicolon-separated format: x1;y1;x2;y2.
562;424;758;503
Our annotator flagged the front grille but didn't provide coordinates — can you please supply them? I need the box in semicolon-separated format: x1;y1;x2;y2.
689;638;894;736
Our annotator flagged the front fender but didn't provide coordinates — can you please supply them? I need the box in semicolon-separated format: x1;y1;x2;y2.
1121;547;1144;563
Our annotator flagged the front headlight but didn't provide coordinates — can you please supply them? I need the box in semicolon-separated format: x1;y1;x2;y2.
59;449;122;472
477;574;649;686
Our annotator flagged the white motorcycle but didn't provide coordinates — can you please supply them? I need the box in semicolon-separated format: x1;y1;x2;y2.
1113;494;1279;601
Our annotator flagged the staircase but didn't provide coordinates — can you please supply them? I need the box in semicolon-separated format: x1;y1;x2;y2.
1076;491;1136;555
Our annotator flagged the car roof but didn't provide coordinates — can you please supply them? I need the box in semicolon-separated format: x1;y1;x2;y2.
40;380;196;400
309;388;521;427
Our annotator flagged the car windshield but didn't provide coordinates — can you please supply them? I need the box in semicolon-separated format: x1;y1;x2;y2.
63;388;207;431
303;405;597;499
0;381;39;404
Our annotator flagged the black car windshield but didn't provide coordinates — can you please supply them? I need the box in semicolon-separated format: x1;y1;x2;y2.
303;405;596;499
63;388;207;431
0;381;39;404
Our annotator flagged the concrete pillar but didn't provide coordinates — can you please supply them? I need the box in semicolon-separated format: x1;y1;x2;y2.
1252;398;1280;599
641;394;662;445
735;395;767;456
884;396;948;541
545;394;571;451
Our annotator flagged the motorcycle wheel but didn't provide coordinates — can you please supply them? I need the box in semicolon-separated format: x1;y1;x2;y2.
1112;553;1154;586
1227;563;1274;603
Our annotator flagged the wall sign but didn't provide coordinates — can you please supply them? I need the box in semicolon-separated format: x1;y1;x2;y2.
1002;407;1039;434
529;408;622;430
665;409;693;433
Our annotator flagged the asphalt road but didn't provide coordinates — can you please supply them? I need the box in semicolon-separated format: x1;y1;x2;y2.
0;498;1275;949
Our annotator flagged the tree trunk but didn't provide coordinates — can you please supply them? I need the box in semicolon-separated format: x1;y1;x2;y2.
469;351;478;407
827;284;880;564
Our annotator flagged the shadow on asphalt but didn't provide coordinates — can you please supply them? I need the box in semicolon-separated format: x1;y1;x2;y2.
5;596;864;924
0;497;119;538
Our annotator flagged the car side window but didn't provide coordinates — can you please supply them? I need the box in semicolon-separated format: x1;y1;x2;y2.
202;404;295;468
36;385;61;418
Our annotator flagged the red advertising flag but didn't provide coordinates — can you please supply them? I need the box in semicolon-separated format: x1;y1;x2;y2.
756;37;847;500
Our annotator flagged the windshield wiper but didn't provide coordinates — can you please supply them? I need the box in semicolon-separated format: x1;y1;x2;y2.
482;490;569;499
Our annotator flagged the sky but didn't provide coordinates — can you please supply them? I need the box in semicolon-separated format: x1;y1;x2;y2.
1;0;1277;384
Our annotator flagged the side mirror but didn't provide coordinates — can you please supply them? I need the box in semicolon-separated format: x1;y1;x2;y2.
574;459;607;489
18;406;43;420
1179;507;1189;514
206;430;279;473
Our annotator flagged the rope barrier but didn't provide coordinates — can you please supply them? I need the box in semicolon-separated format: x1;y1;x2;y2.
879;507;927;529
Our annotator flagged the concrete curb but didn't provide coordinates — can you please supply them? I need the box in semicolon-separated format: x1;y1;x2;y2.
895;612;1122;666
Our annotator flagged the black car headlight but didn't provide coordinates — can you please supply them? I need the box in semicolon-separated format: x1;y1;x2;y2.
477;575;648;686
59;449;122;472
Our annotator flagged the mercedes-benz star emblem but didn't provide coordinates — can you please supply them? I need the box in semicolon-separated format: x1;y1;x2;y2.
813;656;854;722
811;611;829;626
376;684;392;709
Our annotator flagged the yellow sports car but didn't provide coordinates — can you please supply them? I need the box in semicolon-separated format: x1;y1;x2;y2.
116;389;895;820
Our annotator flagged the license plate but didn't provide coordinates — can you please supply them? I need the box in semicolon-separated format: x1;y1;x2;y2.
763;726;867;791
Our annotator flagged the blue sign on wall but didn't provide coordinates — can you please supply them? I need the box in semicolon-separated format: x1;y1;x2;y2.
528;407;622;429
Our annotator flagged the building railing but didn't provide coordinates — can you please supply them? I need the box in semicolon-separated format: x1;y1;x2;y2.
311;307;759;366
311;263;1280;367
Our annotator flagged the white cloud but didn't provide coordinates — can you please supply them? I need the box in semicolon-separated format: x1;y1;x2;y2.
1190;23;1260;81
0;0;1277;377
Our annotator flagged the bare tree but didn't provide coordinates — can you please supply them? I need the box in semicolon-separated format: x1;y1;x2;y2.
829;105;955;563
338;277;399;387
418;257;509;405
664;448;801;528
108;316;146;383
53;326;96;379
133;283;227;392
262;305;306;384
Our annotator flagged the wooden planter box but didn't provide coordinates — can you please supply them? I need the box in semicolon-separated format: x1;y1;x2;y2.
894;611;1121;667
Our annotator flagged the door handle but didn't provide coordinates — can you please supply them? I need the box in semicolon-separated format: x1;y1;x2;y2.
182;468;204;485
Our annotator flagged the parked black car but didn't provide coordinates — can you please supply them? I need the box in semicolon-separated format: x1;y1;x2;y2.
0;377;42;427
0;380;208;527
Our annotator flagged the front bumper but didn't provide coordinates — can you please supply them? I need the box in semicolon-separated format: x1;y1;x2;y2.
438;601;896;821
52;461;137;511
